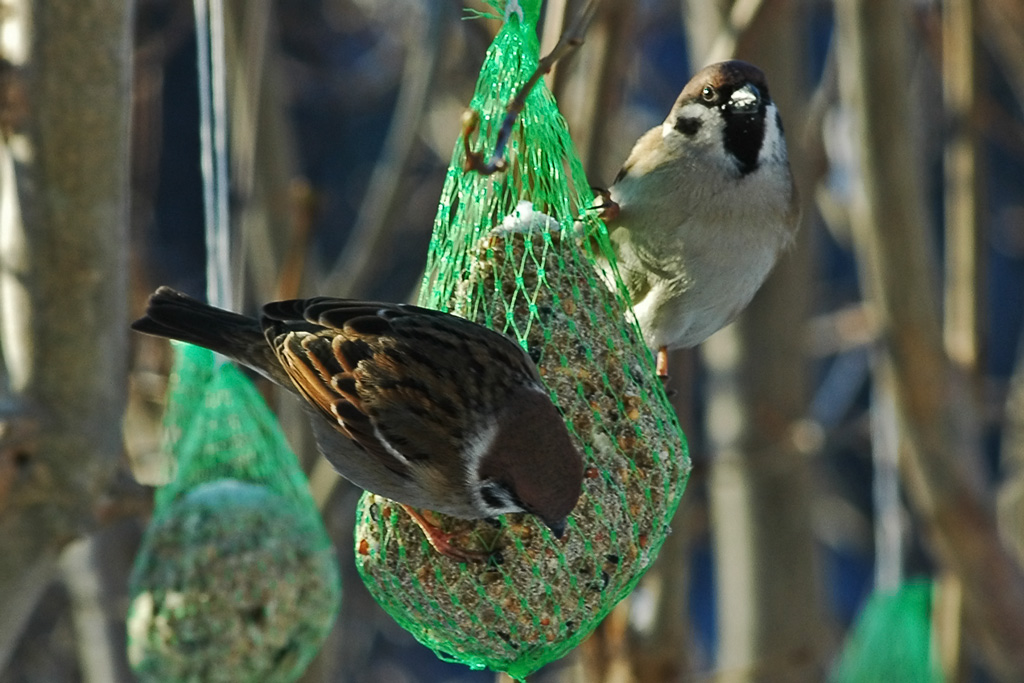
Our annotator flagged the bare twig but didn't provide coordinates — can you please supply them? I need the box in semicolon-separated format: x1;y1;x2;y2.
703;0;769;65
275;179;318;301
543;0;636;179
871;360;904;591
307;3;450;507
943;0;986;374
538;0;570;91
803;303;879;357
462;0;598;175
224;0;298;305
321;2;449;298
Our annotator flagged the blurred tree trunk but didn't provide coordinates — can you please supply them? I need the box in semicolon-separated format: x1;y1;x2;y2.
937;1;985;679
0;0;132;672
834;0;1024;679
680;0;729;66
686;1;827;681
980;0;1024;110
222;0;300;306
59;523;141;683
321;0;448;299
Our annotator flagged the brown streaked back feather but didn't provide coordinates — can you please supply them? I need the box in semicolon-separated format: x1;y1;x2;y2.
260;298;545;492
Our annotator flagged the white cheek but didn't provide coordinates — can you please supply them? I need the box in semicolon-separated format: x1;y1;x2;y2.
661;102;708;140
759;103;788;166
462;418;498;481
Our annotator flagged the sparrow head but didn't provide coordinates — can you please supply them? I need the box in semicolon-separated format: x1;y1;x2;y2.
471;384;584;538
662;60;787;177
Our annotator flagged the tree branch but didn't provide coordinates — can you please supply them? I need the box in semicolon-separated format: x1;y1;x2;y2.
0;0;131;665
834;0;1024;678
321;1;448;298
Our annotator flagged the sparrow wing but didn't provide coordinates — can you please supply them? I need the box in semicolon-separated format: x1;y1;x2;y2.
262;301;414;479
301;298;542;391
261;298;541;482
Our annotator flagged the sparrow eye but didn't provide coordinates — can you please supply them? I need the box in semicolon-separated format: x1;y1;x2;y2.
700;85;716;103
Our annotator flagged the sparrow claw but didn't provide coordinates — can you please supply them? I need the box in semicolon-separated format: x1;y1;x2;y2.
655;346;669;381
591;187;620;222
461;109;506;175
402;505;492;563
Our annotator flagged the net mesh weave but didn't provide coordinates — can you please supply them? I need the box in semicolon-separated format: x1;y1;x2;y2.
354;2;690;678
127;344;341;683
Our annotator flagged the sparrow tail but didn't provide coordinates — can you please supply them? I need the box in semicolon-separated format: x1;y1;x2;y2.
132;286;279;378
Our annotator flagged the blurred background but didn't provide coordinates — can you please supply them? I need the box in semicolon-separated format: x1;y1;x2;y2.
2;0;1024;681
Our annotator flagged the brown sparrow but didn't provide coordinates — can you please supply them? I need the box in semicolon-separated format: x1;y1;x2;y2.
132;287;584;560
596;60;799;376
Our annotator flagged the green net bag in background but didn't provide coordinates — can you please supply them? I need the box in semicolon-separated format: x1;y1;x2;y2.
831;580;945;683
127;344;341;683
354;1;691;678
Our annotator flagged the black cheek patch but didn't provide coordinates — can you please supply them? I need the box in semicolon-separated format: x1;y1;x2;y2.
722;106;766;176
481;490;501;509
673;116;702;136
480;482;506;510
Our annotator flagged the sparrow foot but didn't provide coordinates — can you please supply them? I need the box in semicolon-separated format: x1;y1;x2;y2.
461;109;508;175
402;505;492;563
591;187;620;222
656;346;669;381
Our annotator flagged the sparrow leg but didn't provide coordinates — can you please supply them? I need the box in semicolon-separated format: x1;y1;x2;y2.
401;505;491;563
591;187;620;222
656;346;669;380
460;109;501;175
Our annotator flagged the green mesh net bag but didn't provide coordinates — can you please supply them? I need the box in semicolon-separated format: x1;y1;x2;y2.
127;343;341;683
831;580;945;683
354;1;690;677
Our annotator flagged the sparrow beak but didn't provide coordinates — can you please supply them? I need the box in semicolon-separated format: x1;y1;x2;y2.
729;83;761;113
545;517;568;539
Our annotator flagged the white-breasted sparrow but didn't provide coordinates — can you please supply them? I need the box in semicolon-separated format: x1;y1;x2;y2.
596;60;799;376
133;287;584;560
